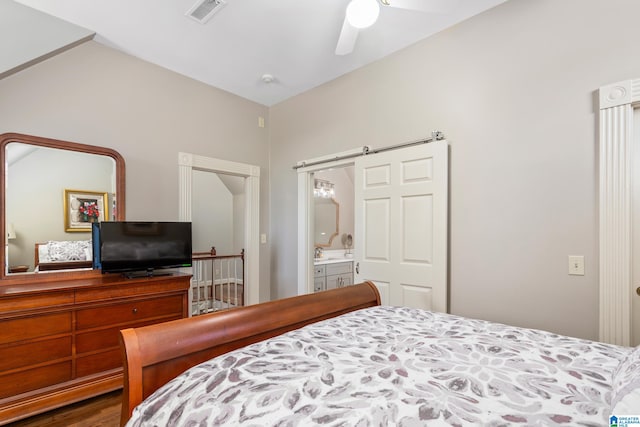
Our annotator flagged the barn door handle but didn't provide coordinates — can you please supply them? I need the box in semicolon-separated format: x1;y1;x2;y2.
355;262;359;274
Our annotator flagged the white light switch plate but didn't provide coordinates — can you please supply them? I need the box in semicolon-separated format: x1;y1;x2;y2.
260;233;267;244
568;255;584;275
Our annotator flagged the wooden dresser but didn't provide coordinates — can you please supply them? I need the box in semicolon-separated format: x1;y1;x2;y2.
0;272;190;425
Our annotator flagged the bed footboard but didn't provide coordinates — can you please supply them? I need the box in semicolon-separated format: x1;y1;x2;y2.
119;281;381;426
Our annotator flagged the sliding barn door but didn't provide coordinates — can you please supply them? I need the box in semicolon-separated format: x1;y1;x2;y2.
354;141;448;312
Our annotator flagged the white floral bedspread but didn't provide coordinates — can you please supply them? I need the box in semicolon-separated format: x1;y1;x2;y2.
127;306;630;426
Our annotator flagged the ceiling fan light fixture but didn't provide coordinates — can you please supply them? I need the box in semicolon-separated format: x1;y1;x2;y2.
346;0;380;29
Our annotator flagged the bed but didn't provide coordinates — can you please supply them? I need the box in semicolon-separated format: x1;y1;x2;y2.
34;240;93;271
120;282;640;426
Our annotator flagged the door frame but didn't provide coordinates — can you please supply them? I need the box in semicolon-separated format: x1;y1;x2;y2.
178;152;260;305
297;156;356;295
598;78;640;345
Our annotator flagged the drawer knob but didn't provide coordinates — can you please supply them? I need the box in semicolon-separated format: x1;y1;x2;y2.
132;308;138;314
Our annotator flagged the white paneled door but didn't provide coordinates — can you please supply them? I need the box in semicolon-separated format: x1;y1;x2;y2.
354;141;448;312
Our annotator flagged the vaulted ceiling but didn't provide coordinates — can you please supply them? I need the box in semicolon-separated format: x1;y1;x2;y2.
11;0;507;106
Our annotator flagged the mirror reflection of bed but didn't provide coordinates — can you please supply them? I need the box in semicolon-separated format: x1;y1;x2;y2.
34;241;93;271
4;140;120;275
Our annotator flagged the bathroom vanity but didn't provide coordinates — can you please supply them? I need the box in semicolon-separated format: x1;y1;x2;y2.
313;253;354;292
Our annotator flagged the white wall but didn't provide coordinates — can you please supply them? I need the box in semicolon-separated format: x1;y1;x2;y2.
233;194;245;254
6;145;114;269
269;0;640;340
191;170;233;254
5;0;640;339
0;0;93;78
0;41;271;301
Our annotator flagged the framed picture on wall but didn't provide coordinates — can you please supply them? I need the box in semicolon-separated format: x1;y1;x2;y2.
64;189;108;232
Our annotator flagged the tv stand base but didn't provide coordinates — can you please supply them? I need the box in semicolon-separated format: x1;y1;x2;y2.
123;269;173;279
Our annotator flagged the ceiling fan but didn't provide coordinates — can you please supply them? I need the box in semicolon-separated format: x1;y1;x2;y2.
335;0;456;55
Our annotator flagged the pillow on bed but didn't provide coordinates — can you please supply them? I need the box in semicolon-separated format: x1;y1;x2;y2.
611;344;640;413
38;244;51;263
47;240;92;262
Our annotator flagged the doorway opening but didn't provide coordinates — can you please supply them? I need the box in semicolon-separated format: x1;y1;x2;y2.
297;158;356;295
178;152;260;314
297;140;449;312
313;167;355;254
190;170;245;314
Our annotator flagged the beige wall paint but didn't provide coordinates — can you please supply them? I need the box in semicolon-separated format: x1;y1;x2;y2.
3;0;640;340
191;170;233;254
7;146;114;269
269;0;640;340
0;41;271;301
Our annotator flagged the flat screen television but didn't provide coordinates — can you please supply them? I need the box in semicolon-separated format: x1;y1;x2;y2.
93;221;192;277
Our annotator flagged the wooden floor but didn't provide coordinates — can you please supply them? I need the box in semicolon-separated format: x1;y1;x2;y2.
215;283;244;306
7;391;121;427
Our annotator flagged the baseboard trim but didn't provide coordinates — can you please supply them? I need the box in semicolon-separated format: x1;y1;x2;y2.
0;369;122;425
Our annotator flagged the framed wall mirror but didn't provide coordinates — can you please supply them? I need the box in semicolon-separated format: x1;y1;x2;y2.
0;133;126;279
314;197;339;247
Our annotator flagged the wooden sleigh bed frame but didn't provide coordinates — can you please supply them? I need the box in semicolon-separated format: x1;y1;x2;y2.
118;281;381;426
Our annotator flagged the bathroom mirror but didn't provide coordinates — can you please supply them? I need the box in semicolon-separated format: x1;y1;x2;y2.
1;133;126;278
314;197;339;247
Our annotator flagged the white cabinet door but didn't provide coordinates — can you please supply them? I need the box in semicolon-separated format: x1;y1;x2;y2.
354;141;448;312
326;262;353;289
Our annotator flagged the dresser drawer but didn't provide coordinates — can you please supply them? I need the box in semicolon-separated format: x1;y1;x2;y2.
0;312;72;344
76;315;183;354
0;361;72;399
76;295;184;330
76;348;121;378
0;292;74;314
75;280;189;303
0;337;71;372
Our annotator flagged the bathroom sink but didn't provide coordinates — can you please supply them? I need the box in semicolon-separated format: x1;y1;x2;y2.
314;255;352;263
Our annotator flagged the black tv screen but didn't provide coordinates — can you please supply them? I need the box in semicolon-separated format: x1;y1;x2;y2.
95;221;192;275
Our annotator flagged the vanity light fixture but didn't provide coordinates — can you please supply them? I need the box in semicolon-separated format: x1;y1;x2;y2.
314;179;335;198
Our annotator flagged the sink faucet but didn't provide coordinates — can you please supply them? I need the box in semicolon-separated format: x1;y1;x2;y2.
314;247;323;258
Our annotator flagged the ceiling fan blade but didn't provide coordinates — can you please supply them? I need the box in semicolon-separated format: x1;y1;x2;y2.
382;0;458;14
335;17;360;56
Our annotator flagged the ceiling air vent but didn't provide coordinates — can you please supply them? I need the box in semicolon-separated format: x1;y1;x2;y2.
185;0;227;24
